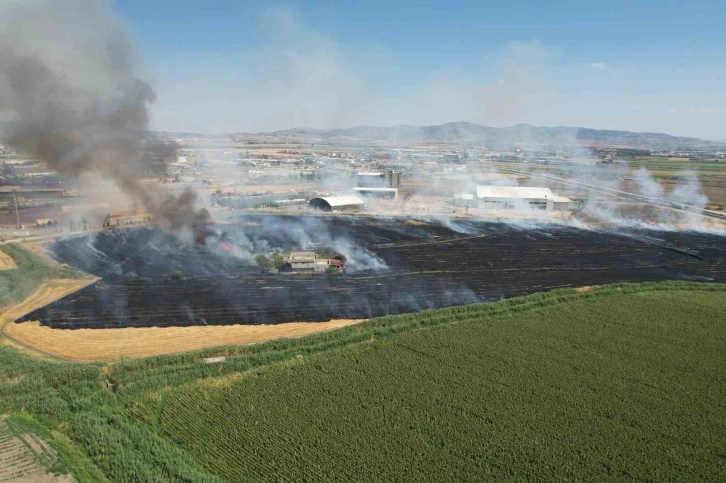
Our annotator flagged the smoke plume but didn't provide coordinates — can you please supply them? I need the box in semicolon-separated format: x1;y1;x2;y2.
0;0;209;230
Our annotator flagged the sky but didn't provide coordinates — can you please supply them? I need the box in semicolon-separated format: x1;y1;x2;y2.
113;0;726;140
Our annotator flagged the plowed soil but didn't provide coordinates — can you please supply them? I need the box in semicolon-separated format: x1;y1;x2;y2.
0;417;74;483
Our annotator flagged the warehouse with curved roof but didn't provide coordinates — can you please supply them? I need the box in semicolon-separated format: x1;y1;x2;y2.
309;196;365;212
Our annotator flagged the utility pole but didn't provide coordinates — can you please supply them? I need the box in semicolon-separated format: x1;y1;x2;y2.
12;189;20;228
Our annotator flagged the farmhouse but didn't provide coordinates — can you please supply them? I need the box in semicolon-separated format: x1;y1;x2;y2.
103;209;152;228
288;252;316;272
288;252;345;273
475;186;571;211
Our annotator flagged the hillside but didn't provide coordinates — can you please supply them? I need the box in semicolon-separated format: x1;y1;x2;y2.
1;282;725;481
264;122;725;148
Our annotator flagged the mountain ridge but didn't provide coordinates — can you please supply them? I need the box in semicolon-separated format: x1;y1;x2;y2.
254;122;724;149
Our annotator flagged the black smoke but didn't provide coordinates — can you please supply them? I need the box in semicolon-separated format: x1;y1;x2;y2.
0;0;209;230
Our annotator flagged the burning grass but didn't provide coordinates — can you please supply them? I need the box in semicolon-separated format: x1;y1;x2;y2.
16;215;726;329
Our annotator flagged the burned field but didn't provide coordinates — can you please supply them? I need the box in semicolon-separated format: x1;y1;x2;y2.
17;215;726;329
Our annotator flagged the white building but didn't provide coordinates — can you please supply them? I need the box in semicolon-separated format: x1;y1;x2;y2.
309;195;365;212
475;186;571;211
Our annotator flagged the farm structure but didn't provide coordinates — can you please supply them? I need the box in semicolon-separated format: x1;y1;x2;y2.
17;215;726;329
308;196;364;212
475;186;572;211
286;252;343;273
103;209;152;228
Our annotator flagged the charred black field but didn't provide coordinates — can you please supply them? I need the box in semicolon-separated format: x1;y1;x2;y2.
18;215;726;328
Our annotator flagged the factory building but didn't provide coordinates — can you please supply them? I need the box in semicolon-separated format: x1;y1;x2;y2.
353;187;398;199
309;196;365;212
356;169;401;189
475;186;572;211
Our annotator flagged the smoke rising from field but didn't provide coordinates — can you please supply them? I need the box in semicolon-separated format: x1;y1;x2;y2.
573;164;716;231
0;0;209;230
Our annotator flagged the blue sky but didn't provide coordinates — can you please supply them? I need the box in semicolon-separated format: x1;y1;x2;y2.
115;0;726;139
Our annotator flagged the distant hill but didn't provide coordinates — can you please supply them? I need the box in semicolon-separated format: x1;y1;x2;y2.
263;122;724;149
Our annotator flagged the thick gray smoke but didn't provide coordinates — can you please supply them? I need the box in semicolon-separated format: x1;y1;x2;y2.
0;0;209;230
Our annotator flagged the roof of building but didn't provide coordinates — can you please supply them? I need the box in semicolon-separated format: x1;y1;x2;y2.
357;172;384;176
310;195;365;207
552;196;572;203
289;251;316;262
107;209;148;217
476;186;555;200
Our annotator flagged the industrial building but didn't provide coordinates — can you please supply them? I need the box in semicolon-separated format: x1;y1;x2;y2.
356;169;401;189
474;186;572;211
272;198;307;207
309;196;365;212
353;187;398;199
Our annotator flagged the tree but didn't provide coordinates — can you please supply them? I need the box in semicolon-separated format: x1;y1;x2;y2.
256;255;273;269
272;253;287;269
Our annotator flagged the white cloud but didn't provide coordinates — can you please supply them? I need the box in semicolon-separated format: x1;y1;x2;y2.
591;62;606;70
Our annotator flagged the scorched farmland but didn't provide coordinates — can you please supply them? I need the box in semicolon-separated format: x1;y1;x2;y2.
16;215;726;329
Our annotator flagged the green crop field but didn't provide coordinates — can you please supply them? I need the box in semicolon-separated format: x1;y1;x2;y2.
149;288;726;481
1;282;725;482
625;157;726;174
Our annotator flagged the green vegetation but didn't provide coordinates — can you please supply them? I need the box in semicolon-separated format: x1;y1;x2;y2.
6;412;108;482
625;156;726;175
0;244;84;309
0;347;221;482
151;287;726;481
1;281;725;481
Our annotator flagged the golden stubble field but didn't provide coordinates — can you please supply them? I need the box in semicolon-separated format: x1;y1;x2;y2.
0;250;17;270
4;319;362;361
